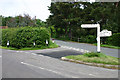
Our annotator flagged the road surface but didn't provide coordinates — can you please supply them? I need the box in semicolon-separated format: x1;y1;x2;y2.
2;48;118;78
54;40;119;57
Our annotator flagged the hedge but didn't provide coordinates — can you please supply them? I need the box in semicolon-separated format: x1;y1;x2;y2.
2;27;51;49
106;33;120;47
80;35;96;43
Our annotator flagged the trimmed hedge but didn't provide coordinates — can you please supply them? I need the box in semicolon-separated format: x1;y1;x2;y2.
106;33;120;47
2;27;50;49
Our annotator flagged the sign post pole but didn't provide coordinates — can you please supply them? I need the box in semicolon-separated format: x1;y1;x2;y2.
81;24;112;53
97;24;100;53
81;24;101;53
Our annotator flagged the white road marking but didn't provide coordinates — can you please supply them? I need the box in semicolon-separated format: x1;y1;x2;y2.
31;53;37;55
50;50;62;52
89;74;96;77
61;45;91;53
38;55;44;57
21;62;78;78
68;47;72;49
0;56;2;58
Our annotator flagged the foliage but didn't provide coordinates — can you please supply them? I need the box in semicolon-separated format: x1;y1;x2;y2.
2;27;51;49
48;25;56;38
81;35;96;43
0;14;46;27
47;2;119;46
106;33;120;47
1;29;9;46
0;43;58;50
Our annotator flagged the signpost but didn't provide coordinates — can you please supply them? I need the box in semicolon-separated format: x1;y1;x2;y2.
81;24;112;53
99;29;112;37
46;40;48;46
7;41;9;47
52;39;55;43
33;42;35;47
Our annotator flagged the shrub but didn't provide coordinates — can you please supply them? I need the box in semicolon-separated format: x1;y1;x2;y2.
2;27;51;49
2;29;9;46
106;33;120;47
86;35;96;43
80;35;96;43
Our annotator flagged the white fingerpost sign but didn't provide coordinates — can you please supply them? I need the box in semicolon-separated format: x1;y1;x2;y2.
46;40;48;46
52;39;55;43
7;41;9;46
99;29;112;37
81;24;112;53
33;42;35;46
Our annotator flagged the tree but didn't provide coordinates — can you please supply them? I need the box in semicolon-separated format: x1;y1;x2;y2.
47;2;119;40
1;14;46;27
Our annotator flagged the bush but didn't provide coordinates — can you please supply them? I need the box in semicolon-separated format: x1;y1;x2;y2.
1;29;9;46
106;33;120;47
80;35;96;43
86;35;96;43
2;27;51;49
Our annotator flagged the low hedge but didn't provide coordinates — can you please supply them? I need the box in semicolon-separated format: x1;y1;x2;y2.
2;27;51;49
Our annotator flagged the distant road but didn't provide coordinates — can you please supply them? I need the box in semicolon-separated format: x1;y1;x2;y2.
2;48;118;78
54;40;119;57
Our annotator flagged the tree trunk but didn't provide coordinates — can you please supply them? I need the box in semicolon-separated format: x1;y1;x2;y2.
69;28;72;40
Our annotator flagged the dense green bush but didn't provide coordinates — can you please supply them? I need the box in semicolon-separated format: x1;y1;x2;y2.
86;35;96;43
80;35;96;43
1;29;9;46
106;33;120;47
2;27;51;49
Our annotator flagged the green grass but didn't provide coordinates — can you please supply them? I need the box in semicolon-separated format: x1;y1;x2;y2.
0;46;17;50
93;43;120;49
0;43;59;50
65;52;120;65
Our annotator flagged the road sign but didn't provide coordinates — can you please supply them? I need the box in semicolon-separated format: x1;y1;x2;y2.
46;40;48;44
52;39;55;43
81;24;112;53
81;24;99;28
81;24;101;53
33;42;35;46
7;41;9;46
100;30;112;37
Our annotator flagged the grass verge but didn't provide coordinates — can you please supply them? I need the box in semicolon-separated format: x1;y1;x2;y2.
0;43;59;50
65;52;120;65
93;43;120;49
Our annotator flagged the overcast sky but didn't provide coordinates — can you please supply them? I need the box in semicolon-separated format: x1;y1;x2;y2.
0;0;51;21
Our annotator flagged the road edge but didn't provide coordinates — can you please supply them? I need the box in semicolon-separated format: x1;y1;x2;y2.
61;57;119;70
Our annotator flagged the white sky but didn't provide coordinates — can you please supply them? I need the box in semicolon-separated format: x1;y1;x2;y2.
0;0;51;21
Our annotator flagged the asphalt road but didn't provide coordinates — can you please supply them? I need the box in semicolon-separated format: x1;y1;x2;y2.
54;40;119;57
2;48;118;78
